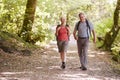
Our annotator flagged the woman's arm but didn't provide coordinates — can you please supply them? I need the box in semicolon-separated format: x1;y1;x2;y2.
55;27;60;36
66;27;70;36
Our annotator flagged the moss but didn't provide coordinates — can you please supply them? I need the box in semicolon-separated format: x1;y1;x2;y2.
0;31;38;54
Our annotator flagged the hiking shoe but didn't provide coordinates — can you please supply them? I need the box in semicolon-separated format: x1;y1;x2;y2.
80;67;82;69
82;67;87;70
61;63;66;69
80;66;87;70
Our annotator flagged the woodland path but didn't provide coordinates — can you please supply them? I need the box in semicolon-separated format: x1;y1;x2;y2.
0;36;120;80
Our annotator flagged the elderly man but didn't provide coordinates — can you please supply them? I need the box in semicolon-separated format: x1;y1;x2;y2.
73;13;96;70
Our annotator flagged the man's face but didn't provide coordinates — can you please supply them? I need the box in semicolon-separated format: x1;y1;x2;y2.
79;14;85;22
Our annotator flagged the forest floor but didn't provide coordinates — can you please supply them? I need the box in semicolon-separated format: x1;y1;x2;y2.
0;36;120;80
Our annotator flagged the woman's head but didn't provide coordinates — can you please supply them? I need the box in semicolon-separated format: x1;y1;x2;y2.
60;17;66;24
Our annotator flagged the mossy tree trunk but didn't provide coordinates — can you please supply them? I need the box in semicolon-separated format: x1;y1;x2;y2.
20;0;37;42
103;0;120;50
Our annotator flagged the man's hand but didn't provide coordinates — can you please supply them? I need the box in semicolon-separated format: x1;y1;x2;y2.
73;29;78;40
92;30;96;44
74;36;78;40
93;37;96;43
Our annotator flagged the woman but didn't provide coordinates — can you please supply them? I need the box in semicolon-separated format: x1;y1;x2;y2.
55;17;70;69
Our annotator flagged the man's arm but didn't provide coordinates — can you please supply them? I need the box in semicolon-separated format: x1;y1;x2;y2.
73;29;78;40
92;29;96;43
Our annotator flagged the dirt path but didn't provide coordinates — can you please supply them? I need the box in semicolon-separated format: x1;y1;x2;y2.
0;36;120;80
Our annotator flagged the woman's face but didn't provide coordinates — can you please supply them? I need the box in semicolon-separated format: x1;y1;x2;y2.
61;17;66;23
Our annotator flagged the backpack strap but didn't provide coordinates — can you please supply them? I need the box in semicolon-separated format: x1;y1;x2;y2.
86;19;91;36
65;25;70;40
86;20;90;31
76;19;91;37
56;24;60;29
76;21;81;30
66;24;69;27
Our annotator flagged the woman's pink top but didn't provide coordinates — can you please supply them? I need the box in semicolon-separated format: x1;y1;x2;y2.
58;26;68;41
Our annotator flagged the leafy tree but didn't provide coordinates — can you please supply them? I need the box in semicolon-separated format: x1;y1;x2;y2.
0;0;117;45
0;0;27;34
19;0;37;42
102;0;120;50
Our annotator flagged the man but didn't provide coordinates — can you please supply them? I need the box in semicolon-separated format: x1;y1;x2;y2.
73;13;96;70
55;17;70;69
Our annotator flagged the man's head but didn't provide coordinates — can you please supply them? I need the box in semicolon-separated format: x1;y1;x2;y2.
79;13;86;22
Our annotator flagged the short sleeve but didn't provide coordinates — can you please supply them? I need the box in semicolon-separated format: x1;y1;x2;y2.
88;21;94;31
74;22;79;31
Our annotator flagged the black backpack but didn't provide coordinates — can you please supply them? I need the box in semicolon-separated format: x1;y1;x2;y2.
76;19;91;37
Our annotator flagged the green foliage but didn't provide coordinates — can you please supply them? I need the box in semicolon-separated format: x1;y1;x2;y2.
95;18;113;37
0;0;27;34
0;0;117;45
111;31;120;62
94;17;114;48
31;22;53;43
0;31;36;49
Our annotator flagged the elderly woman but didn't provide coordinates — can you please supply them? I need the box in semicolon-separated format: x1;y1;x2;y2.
55;17;70;69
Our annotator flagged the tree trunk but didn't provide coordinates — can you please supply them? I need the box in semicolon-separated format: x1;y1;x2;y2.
102;0;120;50
20;0;37;42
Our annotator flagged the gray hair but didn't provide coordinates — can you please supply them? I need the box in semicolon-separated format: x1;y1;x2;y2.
79;12;85;17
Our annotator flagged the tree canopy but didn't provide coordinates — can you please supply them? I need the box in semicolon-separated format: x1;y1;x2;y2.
0;0;118;46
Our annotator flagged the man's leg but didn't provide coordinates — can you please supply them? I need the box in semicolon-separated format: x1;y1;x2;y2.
77;38;84;68
82;38;89;70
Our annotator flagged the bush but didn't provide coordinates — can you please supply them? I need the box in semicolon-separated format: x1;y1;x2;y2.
94;17;113;47
111;31;120;62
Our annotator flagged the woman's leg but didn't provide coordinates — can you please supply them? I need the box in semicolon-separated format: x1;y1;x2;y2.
60;51;66;69
60;41;68;69
60;52;66;62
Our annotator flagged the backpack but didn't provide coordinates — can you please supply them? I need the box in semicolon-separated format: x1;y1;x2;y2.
56;24;70;41
76;19;91;37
